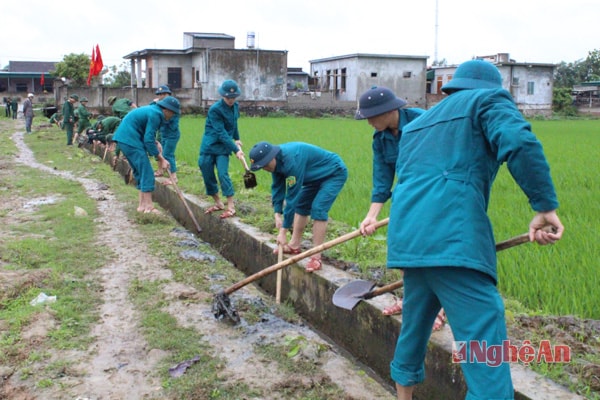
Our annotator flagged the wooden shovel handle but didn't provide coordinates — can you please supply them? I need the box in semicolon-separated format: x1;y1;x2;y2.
221;218;390;295
240;156;252;172
495;225;556;251
168;171;202;233
360;226;556;301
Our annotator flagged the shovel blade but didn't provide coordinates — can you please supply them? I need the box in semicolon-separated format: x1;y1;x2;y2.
243;171;257;189
332;280;376;310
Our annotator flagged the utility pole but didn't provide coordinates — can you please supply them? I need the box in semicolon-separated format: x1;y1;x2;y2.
434;0;439;65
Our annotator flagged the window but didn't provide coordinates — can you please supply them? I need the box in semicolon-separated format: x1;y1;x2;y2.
403;71;412;78
527;81;535;95
370;72;378;78
16;83;27;92
341;68;347;91
512;77;520;86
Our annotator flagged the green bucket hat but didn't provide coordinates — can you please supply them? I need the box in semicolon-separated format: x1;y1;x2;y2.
157;96;180;114
218;80;241;98
249;141;280;171
441;60;503;94
355;86;407;120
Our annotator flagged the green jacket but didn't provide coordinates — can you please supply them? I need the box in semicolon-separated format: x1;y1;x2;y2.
62;100;76;125
76;104;92;130
112;98;134;119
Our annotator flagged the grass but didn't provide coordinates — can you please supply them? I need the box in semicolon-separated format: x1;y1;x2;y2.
174;116;600;320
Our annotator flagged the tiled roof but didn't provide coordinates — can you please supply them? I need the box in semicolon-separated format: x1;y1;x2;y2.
8;61;57;73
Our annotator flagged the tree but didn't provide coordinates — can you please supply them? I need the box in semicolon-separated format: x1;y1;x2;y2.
554;49;600;88
103;62;132;88
552;87;577;116
51;53;93;87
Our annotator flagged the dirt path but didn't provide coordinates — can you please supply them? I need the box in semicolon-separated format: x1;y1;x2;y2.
2;125;396;400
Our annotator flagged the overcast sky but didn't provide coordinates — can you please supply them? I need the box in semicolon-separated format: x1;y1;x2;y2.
2;0;598;73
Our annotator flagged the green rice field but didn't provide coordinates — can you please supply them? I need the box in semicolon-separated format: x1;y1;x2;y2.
174;116;599;320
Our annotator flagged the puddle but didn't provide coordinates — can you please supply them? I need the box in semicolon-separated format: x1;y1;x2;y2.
23;196;61;209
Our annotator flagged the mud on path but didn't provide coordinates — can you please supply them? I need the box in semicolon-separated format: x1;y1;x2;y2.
0;124;395;399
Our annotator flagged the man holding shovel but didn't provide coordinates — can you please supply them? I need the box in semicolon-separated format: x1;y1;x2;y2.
249;141;348;272
354;86;448;330
384;59;564;400
151;85;181;186
111;97;180;214
199;79;245;219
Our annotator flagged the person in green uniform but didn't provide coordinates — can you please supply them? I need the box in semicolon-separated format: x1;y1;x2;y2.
151;85;181;185
87;115;121;148
111;97;179;214
11;97;18;120
198;80;245;219
386;60;564;400
354;86;447;328
49;112;63;129
62;94;79;145
108;96;137;119
75;97;92;144
249;141;348;272
4;97;11;118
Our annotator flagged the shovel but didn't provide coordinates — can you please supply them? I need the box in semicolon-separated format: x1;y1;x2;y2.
165;171;202;233
332;230;545;311
212;218;390;323
240;157;257;189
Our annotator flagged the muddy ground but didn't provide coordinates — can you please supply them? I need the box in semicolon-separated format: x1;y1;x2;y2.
1;118;599;400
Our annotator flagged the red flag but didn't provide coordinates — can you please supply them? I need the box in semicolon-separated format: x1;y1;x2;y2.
40;73;45;86
87;46;96;86
93;45;104;75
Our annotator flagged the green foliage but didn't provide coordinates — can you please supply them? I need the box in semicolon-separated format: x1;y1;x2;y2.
552;87;578;116
51;53;92;86
554;48;600;88
103;62;132;88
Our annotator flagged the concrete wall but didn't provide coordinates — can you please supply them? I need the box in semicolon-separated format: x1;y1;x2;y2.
202;49;288;102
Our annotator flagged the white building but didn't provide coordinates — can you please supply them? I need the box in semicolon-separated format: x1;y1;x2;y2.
430;54;555;116
309;53;429;108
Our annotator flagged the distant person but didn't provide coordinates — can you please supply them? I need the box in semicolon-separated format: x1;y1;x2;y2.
151;85;181;185
111;97;180;214
48;112;63;129
3;97;10;118
62;94;79;145
249;141;348;272
383;59;564;400
108;95;137;119
87;115;121;155
354;86;447;329
22;93;34;134
198;79;245;219
11;97;18;119
75;97;92;144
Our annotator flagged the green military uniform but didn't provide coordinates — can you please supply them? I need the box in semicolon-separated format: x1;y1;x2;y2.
62;94;79;145
49;113;62;128
88;116;121;144
112;98;134;119
11;98;18;119
76;97;92;134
